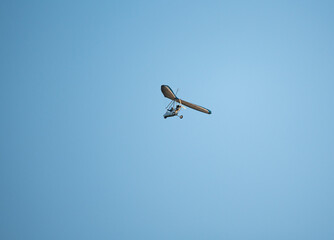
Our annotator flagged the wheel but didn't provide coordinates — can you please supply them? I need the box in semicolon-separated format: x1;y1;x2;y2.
164;116;167;119
180;115;183;119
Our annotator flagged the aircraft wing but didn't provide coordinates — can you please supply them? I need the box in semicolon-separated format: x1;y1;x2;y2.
161;85;212;114
175;98;212;114
161;85;177;100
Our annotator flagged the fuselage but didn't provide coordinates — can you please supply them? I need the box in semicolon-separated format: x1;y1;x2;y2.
163;107;181;119
163;110;176;118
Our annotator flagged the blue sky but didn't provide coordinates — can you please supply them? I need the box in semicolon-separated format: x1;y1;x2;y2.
1;0;334;239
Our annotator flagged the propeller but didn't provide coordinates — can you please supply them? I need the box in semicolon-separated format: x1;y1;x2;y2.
165;88;186;111
179;99;186;109
175;88;186;109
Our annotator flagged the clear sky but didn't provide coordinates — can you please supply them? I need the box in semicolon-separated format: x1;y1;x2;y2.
1;0;334;239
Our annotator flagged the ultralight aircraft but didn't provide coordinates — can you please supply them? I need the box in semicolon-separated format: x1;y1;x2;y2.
161;85;212;119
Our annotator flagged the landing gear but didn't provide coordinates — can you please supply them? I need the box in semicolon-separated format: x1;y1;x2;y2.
179;115;183;119
164;116;167;119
